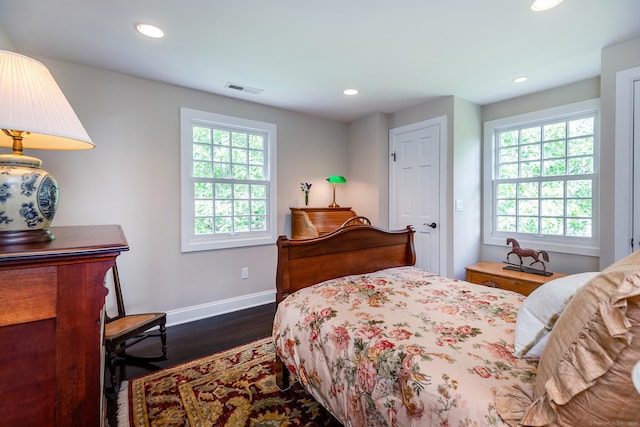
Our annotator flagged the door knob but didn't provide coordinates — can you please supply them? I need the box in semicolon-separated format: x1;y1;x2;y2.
425;222;437;229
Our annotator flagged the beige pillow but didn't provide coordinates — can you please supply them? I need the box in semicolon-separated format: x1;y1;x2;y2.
496;250;640;425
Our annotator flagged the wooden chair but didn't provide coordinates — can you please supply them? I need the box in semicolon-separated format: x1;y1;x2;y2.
104;262;167;392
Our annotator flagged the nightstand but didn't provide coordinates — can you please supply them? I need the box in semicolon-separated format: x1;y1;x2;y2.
465;261;566;296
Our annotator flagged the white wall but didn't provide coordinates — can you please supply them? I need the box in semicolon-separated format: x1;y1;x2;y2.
346;112;390;226
30;57;347;324
452;97;482;279
0;25;13;50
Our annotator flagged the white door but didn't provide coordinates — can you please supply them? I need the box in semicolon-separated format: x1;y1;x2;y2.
389;117;446;274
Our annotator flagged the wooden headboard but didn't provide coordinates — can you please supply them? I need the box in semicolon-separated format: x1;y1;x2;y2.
275;223;416;304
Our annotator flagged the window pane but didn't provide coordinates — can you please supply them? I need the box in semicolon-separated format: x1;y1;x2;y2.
232;147;247;164
518;217;538;233
251;185;266;199
497;183;516;199
497;216;516;232
213;130;229;146
497;199;516;215
249;166;264;180
213;163;231;179
234;216;250;232
234;200;249;215
541;217;563;235
518;182;538;198
541;181;564;198
214;216;232;233
520;144;540;161
543;159;566;176
251;215;266;230
567;180;592;198
194;182;213;199
568;117;594;137
215;183;232;199
193;161;212;178
566;219;591;237
500;130;518;147
231;132;247;147
249;135;264;150
541;199;564;216
195;200;213;216
249;149;264;165
543;122;566;141
234;184;249;199
232;164;248;180
567;199;592;217
252;200;266;215
543;140;565;159
499;164;518;179
520;161;540;178
568;157;593;175
215;200;232;215
193;126;211;143
213;146;230;162
518;200;538;216
193;144;212;161
568;137;593;156
195;217;213;235
521;126;541;143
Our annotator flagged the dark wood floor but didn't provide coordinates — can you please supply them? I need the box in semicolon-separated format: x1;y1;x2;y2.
105;302;276;426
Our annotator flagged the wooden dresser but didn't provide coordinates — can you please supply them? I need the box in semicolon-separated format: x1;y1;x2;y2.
290;207;357;239
465;261;566;296
0;225;129;427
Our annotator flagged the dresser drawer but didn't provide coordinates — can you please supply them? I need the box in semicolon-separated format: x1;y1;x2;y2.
0;267;57;327
466;270;540;296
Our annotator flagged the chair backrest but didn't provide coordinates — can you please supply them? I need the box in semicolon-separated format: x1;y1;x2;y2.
106;263;127;322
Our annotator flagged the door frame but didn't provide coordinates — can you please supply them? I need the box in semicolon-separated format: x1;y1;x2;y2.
389;115;448;275
614;65;640;262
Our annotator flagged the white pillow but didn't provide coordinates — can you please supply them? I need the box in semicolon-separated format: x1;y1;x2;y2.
513;272;598;359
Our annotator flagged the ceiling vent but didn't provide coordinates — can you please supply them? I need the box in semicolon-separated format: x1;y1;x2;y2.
225;82;263;95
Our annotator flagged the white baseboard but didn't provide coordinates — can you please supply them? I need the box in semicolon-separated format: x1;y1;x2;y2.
165;290;276;327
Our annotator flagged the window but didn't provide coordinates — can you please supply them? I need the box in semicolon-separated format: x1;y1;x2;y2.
180;108;277;252
483;99;599;256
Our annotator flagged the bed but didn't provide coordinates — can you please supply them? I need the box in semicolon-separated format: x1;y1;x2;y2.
272;222;640;426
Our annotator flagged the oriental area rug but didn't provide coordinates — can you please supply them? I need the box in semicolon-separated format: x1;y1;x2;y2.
117;337;340;427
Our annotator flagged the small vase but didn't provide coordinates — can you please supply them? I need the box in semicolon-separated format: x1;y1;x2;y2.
304;193;309;206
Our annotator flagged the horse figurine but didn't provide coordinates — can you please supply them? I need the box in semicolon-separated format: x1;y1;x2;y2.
506;238;549;272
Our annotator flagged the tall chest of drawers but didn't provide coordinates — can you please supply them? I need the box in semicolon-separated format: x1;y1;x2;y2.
0;225;129;426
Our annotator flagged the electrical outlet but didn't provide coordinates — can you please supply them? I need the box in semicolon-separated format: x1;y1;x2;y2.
241;267;249;279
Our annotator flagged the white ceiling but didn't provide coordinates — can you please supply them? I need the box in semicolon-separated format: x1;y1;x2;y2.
1;0;639;123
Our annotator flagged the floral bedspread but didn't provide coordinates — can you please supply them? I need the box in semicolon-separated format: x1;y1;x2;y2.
273;266;537;427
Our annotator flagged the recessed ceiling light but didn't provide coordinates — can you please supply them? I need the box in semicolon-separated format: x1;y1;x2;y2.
531;0;563;12
342;89;359;96
135;23;165;38
513;76;528;83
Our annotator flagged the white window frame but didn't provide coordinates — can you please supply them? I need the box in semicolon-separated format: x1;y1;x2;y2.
180;108;277;252
482;99;600;257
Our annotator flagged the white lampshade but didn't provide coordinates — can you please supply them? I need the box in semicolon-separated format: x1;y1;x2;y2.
0;50;94;150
